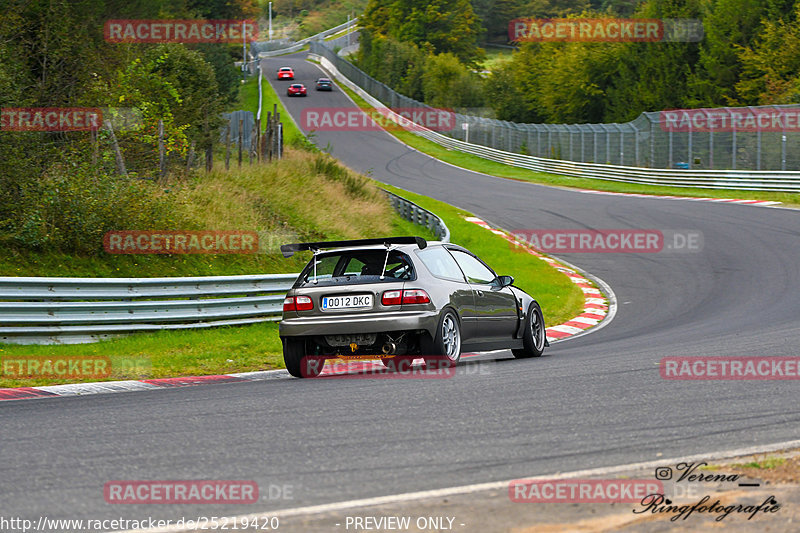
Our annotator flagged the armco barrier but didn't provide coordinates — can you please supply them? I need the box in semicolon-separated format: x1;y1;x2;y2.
310;41;800;192
384;190;450;242
0;193;449;345
0;274;296;345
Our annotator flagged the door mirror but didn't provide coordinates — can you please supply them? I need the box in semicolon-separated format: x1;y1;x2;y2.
496;275;514;288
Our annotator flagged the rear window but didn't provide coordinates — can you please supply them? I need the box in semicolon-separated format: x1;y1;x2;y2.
297;250;415;286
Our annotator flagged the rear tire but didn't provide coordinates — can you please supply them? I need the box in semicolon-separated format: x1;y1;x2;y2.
424;309;462;368
283;337;324;378
512;302;546;358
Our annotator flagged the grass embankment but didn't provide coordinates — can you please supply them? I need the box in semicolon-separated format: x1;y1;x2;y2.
0;151;432;387
0;68;583;388
0;187;582;387
335;82;798;207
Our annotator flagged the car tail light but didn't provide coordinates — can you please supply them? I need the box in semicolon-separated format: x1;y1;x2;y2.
382;290;402;306
284;296;314;312
401;289;431;304
295;295;313;311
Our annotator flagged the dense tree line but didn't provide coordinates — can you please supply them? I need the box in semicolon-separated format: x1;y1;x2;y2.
0;0;256;252
357;0;800;122
356;0;486;109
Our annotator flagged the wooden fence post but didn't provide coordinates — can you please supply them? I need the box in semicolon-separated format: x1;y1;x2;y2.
224;123;231;170
104;120;127;177
158;119;166;180
238;117;243;168
186;141;196;171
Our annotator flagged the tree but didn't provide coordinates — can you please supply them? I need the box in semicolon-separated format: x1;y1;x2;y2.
736;0;800;103
361;0;485;64
422;53;485;108
687;0;767;106
604;0;703;120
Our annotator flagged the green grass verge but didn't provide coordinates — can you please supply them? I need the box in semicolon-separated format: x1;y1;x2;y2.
336;83;799;207
0;323;283;387
733;457;787;470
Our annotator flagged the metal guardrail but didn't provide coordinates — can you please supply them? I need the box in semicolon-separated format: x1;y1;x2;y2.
0;274;297;345
0;193;449;345
310;41;800;192
385;190;450;243
254;19;357;58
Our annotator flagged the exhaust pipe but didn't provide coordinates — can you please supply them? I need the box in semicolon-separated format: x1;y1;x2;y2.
381;342;396;355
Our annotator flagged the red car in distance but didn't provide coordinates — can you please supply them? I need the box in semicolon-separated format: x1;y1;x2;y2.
277;67;294;80
287;83;307;97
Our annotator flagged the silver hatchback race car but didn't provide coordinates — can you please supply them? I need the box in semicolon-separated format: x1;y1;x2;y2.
279;237;548;377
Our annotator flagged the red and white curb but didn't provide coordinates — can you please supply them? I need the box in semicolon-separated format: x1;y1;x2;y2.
464;216;614;343
577;189;781;207
0;357;493;401
0;372;289;402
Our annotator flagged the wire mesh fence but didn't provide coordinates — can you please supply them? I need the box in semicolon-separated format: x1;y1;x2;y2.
311;40;800;171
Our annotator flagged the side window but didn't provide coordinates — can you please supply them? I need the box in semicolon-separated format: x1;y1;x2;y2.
416;247;466;281
449;250;496;284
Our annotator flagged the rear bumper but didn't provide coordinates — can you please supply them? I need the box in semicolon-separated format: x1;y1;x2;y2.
279;310;439;338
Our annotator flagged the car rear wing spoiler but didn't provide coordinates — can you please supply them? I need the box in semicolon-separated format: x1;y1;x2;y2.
280;236;427;258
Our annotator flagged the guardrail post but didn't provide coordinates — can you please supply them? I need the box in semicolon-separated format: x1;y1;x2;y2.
782;133;787;170
650;119;655;168
668;130;673;168
709;130;714;169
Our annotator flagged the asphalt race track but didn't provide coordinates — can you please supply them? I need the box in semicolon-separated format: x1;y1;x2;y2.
1;53;799;529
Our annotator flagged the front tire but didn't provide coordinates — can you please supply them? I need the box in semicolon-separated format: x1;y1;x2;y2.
512;302;546;358
283;337;324;377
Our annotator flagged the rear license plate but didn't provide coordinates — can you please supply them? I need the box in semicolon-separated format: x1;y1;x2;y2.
322;294;372;310
324;333;377;347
